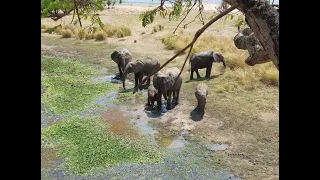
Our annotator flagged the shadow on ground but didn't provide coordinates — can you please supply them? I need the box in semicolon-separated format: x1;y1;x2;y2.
190;107;203;121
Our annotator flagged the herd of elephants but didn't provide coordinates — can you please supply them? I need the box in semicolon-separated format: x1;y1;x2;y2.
110;48;226;118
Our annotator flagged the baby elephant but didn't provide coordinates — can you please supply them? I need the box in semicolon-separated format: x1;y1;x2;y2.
195;83;208;118
147;86;161;109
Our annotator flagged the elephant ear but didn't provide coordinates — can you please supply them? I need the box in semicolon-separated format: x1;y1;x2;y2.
134;59;144;74
111;51;120;64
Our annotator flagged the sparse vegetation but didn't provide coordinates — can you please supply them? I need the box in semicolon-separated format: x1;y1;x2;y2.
152;24;164;34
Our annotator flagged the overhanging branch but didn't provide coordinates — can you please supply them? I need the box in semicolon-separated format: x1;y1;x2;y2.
133;4;238;93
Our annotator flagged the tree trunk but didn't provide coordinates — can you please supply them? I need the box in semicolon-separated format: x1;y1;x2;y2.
224;0;279;70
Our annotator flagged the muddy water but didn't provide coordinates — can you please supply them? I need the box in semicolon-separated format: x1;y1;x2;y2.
102;108;141;138
41;147;63;168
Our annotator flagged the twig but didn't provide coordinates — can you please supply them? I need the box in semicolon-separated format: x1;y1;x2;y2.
133;4;238;93
74;0;82;27
183;12;201;27
70;9;76;24
172;1;198;35
175;44;194;82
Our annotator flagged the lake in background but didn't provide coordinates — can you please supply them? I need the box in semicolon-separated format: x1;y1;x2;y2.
121;0;279;5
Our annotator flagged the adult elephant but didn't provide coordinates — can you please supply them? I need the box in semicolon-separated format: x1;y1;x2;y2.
110;49;132;79
189;51;226;80
153;67;182;110
122;57;160;90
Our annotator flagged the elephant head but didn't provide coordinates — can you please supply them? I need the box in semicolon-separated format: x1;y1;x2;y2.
212;51;226;69
154;73;174;101
122;59;144;89
110;49;132;78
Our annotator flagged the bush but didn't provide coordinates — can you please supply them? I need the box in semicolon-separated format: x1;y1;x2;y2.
60;29;72;38
95;30;107;41
77;29;87;40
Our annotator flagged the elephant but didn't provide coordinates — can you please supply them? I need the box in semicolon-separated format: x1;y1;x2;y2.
122;57;160;90
189;51;226;80
110;49;132;79
153;67;182;110
195;83;208;118
147;85;161;109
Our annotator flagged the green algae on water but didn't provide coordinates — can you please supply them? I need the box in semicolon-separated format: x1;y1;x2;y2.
41;116;163;174
41;56;118;114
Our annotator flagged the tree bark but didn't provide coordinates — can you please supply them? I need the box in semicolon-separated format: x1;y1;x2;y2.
224;0;279;70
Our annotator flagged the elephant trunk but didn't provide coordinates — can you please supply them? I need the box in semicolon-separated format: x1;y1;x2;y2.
221;58;226;69
161;85;167;100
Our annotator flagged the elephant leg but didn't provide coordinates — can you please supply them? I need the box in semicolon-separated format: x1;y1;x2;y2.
172;91;176;104
206;64;213;79
166;91;173;110
146;77;151;86
151;99;155;109
118;64;122;79
134;73;139;89
196;70;201;79
157;93;162;110
175;89;180;104
190;70;194;80
138;73;143;90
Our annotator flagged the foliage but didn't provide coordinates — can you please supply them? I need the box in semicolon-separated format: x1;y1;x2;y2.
139;9;157;27
41;116;163;174
41;0;113;28
168;2;183;21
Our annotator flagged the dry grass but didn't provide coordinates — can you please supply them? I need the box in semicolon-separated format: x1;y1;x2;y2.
41;24;47;30
103;24;131;38
77;29;87;40
161;33;278;87
60;29;73;38
152;24;164;34
95;30;107;41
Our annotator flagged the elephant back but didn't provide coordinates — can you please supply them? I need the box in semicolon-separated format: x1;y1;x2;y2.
141;57;161;75
190;51;214;65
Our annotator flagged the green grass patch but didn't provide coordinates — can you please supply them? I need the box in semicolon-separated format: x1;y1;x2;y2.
41;116;163;174
41;56;118;114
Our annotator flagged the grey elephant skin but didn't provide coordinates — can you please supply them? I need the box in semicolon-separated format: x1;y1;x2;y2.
189;51;226;80
195;83;208;118
110;49;132;79
147;85;161;109
153;67;182;110
123;57;160;90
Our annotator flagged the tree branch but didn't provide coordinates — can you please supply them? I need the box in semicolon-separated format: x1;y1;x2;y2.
74;0;82;27
172;0;198;35
133;4;238;93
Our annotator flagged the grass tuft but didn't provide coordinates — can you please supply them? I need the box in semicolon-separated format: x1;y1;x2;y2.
95;30;107;41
